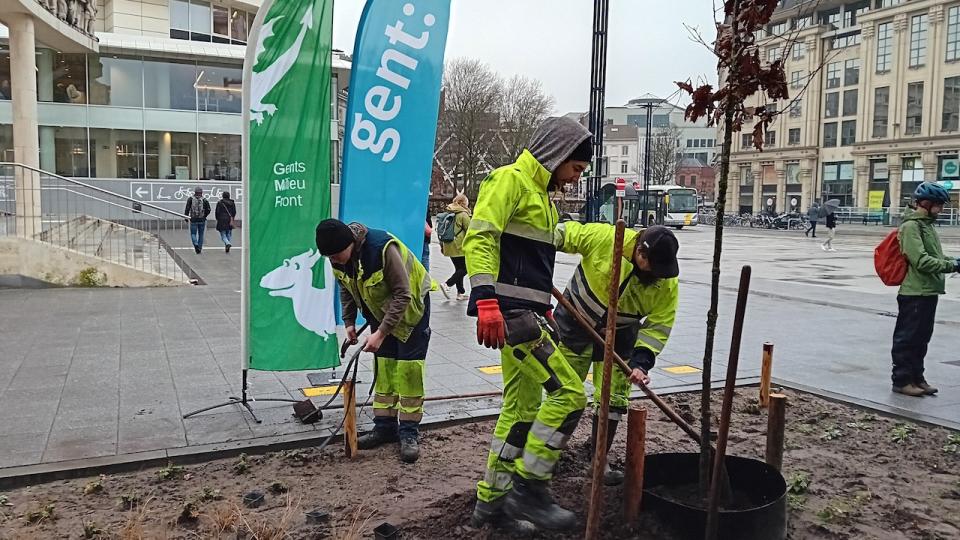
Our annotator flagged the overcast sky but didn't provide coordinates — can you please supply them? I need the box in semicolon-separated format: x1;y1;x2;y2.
331;0;719;115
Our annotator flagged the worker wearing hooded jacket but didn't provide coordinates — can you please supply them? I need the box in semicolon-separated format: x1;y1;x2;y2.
315;219;432;464
553;223;679;485
465;117;593;533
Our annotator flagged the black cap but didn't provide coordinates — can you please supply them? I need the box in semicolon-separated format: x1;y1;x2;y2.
567;136;593;163
315;219;355;256
638;226;679;279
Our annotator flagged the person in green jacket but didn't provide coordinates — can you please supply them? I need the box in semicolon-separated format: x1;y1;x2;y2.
891;183;960;397
439;193;472;301
553;222;679;485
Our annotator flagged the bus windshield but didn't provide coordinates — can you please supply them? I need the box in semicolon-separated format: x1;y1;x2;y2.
667;190;698;213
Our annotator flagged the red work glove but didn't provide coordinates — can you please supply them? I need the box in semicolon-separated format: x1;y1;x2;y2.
476;299;506;349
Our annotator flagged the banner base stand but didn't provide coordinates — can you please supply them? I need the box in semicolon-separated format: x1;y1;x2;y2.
182;369;301;424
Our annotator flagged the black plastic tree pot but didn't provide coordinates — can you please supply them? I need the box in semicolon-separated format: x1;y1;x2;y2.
643;453;787;540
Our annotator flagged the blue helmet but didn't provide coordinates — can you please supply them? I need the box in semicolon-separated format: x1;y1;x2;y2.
914;182;950;204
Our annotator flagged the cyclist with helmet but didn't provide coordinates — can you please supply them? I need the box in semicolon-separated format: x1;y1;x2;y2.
891;182;960;397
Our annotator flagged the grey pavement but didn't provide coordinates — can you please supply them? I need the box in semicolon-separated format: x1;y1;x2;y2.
2;224;960;475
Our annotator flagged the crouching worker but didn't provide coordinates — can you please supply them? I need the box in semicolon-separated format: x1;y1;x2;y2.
466;117;592;533
554;223;679;485
315;219;432;463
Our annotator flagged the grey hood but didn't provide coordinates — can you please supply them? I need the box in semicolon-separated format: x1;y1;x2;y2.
527;117;593;173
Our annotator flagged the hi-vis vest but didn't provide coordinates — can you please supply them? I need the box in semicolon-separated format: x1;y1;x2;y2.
553;221;678;359
332;229;431;342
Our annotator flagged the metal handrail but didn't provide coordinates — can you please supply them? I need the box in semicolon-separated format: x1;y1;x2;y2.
43;187;169;221
0;162;186;220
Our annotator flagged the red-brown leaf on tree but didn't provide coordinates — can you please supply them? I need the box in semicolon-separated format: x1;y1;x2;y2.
752;122;765;151
676;81;695;94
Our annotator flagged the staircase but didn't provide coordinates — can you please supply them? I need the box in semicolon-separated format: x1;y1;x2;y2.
1;163;196;286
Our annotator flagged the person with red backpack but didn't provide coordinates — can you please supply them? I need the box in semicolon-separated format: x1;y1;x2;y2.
890;183;960;397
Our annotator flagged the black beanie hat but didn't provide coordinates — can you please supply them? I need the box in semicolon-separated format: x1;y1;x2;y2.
567;136;594;163
315;219;355;256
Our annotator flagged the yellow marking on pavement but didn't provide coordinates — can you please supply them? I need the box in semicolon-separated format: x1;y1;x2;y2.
478;365;502;375
302;385;339;397
663;365;701;374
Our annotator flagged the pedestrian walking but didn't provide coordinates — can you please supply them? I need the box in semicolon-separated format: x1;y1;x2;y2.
215;191;237;253
890;183;960;397
805;202;820;237
554;222;679;485
184;186;211;254
466;116;592;533
821;201;838;251
315;219;432;462
437;193;471;301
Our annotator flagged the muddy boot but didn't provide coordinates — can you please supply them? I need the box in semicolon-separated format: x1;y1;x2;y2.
357;428;398;450
590;417;624;486
399;436;419;463
471;500;537;536
892;383;926;397
503;475;577;531
916;379;939;395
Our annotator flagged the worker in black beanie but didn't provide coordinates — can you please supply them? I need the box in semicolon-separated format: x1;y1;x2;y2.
315;218;433;464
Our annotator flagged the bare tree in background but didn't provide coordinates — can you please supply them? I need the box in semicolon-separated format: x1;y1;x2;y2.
646;124;684;185
435;58;502;197
493;75;556;165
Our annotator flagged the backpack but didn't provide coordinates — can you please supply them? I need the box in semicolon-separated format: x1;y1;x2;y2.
436;212;458;243
188;196;206;220
874;230;907;286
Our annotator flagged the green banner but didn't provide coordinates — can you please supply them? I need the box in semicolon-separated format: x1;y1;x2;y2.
242;0;338;370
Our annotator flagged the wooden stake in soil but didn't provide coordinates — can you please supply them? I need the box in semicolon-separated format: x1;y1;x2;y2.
343;380;358;459
624;405;647;524
705;265;752;540
765;393;787;471
585;219;626;540
760;342;774;408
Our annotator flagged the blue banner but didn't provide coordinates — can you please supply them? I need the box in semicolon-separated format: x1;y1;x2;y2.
339;0;451;256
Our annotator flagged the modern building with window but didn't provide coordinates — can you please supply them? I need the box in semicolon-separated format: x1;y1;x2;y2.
728;0;960;217
0;0;349;202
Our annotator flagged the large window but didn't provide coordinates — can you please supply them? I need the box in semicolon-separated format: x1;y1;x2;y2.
200;134;241;181
876;22;892;72
143;58;197;111
171;0;251;44
90;129;145;178
212;5;230;43
765;130;776;148
170;0;190;40
825;92;839;117
944;76;960;131
620;161;629;173
909;14;928;67
230;8;249;43
0;46;9;101
844;59;860;86
792;42;807;60
843;89;858;116
823;162;855;207
52;127;90;177
788;128;800;145
0;125;12;160
949;7;960;61
873;87;889;138
906;82;924;135
901;157;925;206
791;70;804;89
89;56;144;107
767;47;782;63
197;64;242;113
826;62;841;88
790;98;802;117
824;122;838;147
190;0;212;41
786;162;801;184
841;120;856;146
742;133;753;150
38;51;88;104
145;131;197;179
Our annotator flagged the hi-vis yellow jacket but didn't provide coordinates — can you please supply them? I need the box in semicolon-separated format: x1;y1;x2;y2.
553;221;678;371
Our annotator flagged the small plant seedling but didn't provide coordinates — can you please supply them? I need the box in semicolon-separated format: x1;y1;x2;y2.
820;426;843;441
268;481;289;495
853;490;873;505
797;423;815;435
787;472;811;494
83;521;103;538
0;495;10;506
83;477;104;495
943;433;960;454
157;462;185;481
197;487;223;502
178;502;200;523
890;424;916;444
24;503;55;524
846;421;872;432
118;493;141;510
233;453;251;475
816;503;849;524
787;493;806;511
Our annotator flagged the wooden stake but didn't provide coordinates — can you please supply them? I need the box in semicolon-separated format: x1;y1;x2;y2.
765;393;787;471
760;342;774;408
585;219;626;540
624;405;647;524
343;380;358;459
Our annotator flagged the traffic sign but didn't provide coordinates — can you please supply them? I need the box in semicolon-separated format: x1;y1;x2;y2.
615;177;626;198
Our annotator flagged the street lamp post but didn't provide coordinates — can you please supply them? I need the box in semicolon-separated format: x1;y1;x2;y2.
641;102;653;226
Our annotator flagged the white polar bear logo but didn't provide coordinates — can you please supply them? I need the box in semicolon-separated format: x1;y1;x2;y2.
259;249;336;338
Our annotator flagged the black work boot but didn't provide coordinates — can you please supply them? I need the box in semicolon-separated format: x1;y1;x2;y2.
590;416;624;486
917;378;939;395
503;475;577;531
471;499;537;536
357;428;398;450
399;436;420;463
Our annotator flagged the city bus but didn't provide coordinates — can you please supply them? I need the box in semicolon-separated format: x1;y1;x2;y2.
599;182;699;229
